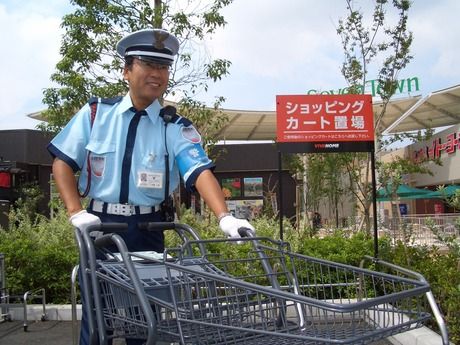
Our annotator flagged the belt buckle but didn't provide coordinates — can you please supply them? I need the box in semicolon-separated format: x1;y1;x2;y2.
116;204;135;216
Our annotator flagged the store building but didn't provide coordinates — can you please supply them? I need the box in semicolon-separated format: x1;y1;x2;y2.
0;130;297;226
211;143;296;220
410;124;460;187
12;82;460;224
409;123;459;215
0;130;53;228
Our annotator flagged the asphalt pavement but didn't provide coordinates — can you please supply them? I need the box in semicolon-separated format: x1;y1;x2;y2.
0;320;77;345
0;320;394;345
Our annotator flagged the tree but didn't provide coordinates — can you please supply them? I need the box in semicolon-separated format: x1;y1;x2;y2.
39;0;233;146
335;0;435;233
302;153;348;230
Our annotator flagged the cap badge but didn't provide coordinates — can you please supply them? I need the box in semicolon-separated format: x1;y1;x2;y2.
153;30;169;50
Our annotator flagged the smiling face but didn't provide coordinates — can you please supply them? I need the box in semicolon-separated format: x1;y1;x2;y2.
123;57;170;110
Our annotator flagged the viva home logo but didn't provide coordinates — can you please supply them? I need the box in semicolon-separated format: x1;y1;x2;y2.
307;77;420;97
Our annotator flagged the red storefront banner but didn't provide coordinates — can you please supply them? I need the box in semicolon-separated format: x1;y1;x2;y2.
276;94;375;153
412;131;460;162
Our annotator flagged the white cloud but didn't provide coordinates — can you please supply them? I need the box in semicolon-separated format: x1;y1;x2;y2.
200;0;460;110
208;0;345;79
0;4;62;129
409;0;460;81
0;0;458;128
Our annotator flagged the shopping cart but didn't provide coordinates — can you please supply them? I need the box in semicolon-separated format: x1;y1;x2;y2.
78;222;448;345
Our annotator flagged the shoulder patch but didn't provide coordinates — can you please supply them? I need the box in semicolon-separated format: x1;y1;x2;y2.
181;126;202;143
87;96;123;106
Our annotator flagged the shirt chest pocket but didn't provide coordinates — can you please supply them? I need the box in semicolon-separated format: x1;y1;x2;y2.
141;152;166;171
85;140;116;178
134;152;168;201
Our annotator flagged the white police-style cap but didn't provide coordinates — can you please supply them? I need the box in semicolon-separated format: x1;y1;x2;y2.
116;29;179;66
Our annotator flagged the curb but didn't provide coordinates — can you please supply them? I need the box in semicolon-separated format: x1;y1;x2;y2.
5;304;81;322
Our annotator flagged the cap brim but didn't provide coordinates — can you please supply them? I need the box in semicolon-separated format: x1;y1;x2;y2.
133;55;173;66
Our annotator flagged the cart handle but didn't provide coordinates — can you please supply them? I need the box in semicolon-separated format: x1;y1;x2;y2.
85;223;128;253
86;223;129;233
138;222;175;232
138;222;201;240
238;227;255;238
94;234;118;249
139;222;206;256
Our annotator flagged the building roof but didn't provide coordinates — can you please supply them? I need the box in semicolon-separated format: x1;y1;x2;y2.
215;84;460;140
212;95;423;141
28;84;460;140
382;84;460;134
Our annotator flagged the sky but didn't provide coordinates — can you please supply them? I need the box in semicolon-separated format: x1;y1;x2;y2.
0;0;459;130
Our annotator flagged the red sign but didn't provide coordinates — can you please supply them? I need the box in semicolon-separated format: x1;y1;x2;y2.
276;94;374;144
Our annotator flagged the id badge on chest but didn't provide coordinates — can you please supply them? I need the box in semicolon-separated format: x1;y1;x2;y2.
137;171;163;189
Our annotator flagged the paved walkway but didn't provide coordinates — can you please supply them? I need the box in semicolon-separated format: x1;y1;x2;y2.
0;320;395;345
0;320;77;345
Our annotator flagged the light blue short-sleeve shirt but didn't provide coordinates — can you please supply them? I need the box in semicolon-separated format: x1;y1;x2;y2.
48;94;214;206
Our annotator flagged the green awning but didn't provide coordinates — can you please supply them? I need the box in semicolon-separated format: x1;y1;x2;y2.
376;183;433;201
423;185;460;199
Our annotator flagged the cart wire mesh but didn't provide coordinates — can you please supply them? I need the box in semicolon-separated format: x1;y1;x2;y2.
90;232;433;344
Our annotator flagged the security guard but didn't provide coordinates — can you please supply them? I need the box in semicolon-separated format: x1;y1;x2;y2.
48;28;254;345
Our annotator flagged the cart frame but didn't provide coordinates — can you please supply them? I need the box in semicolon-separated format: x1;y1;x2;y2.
75;222;449;345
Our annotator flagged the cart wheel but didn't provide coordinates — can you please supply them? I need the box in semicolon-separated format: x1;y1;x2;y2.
41;314;47;321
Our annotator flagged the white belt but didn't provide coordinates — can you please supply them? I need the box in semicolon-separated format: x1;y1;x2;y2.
90;200;160;216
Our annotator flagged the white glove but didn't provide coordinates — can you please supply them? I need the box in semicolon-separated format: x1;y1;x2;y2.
219;215;255;239
70;210;101;237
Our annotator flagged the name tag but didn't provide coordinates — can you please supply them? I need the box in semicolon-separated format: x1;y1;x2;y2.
137;171;163;189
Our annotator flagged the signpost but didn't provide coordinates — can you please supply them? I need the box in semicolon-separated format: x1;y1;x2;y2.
276;94;379;256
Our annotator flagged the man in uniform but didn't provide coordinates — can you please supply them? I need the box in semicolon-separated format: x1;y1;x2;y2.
48;28;254;345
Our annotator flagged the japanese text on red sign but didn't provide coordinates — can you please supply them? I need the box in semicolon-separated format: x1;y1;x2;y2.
276;95;374;143
413;132;460;161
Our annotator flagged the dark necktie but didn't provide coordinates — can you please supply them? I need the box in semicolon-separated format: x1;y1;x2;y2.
119;108;146;204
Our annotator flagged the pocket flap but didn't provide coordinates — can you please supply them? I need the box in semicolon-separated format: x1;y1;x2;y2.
86;140;116;154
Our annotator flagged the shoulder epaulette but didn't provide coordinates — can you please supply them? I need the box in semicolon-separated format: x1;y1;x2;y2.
88;96;123;106
88;96;99;105
176;117;193;127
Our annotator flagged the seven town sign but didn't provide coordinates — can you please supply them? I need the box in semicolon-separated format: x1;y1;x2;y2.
307;77;420;98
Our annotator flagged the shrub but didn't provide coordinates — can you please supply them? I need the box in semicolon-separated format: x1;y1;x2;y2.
0;203;458;342
0;205;78;304
383;243;460;344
